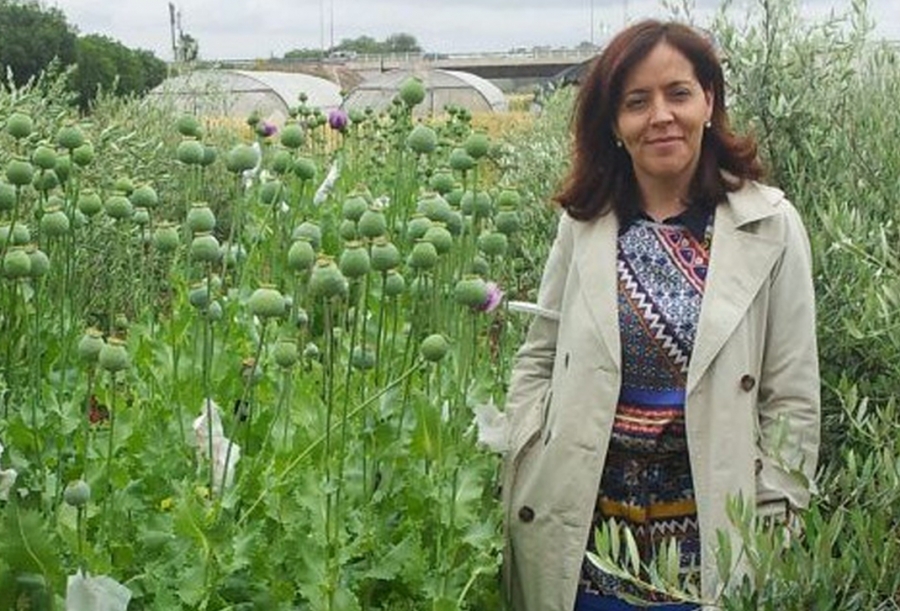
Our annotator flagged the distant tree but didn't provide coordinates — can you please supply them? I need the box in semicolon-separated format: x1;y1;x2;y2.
0;0;77;87
334;35;383;54
284;48;325;60
384;33;421;53
70;34;167;110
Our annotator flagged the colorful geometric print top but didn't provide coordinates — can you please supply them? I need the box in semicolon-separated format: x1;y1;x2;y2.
580;208;713;605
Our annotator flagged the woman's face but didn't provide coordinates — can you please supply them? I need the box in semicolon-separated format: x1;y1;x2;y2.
614;41;713;191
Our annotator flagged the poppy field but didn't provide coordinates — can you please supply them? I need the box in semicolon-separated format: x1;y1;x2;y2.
1;0;900;609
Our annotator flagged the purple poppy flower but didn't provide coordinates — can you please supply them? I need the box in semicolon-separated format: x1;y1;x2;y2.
256;120;277;138
328;109;349;132
479;281;504;313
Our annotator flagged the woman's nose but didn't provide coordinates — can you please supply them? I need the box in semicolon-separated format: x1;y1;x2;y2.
649;99;675;124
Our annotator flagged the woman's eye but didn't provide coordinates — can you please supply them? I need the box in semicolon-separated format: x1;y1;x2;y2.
671;88;692;99
624;98;646;110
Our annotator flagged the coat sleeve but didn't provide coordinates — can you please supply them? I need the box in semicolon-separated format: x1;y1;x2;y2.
756;201;821;511
504;212;574;457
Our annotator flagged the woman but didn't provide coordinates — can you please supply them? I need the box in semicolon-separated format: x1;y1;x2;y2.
502;20;819;611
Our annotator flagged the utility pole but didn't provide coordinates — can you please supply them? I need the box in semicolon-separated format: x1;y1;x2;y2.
590;0;595;46
329;0;335;52
168;2;178;61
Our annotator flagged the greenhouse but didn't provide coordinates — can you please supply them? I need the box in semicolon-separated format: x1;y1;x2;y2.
342;68;508;116
147;69;343;124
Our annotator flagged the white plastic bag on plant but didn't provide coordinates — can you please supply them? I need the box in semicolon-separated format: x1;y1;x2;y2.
66;571;131;611
0;440;17;502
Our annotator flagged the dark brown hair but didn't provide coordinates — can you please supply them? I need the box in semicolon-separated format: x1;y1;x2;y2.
555;20;763;221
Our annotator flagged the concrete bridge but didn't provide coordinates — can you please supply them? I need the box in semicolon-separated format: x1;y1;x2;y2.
226;49;597;92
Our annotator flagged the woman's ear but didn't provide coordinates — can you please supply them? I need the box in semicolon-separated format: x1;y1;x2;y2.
704;89;714;123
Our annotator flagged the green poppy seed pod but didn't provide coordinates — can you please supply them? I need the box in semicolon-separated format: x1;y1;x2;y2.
33;169;59;192
200;145;217;167
423;224;453;255
153;222;180;253
406;214;432;241
186;203;216;234
339;219;358;241
463;131;490;159
470;255;490;276
98;337;130;372
114;177;135;196
77;190;102;217
56;124;85;151
478;231;509;257
351;346;375;370
176;114;202;138
420;334;449;362
292;222;322;250
448;148;475;172
225;144;259;173
496;188;522;208
445;210;463;236
0;182;15;212
77;327;105;363
176;138;205;165
495;208;521;235
294;307;309;327
27;247;49;277
63;479;91;507
287;239;315;272
371;238;400;272
133;207;150;227
104;194;133;220
429;169;455;194
190;232;221;264
259;179;284;205
55;154;71;183
417;192;452;224
205;300;223;321
248;286;287;318
399;76;426;107
72;209;88;230
293;156;317;181
408;240;438;270
445;187;464;208
32;145;58;171
2;247;32;278
383;270;406;297
271;150;293;175
72;142;95;167
273;338;299;368
221;242;246;266
342;193;369;222
309;257;348;299
406;124;437;154
303;342;320;361
130;184;159;209
339;242;371;278
280;122;305;149
357;208;387;239
455;275;488;307
40;207;70;237
0;223;30;246
188;281;211;309
6;112;34;139
472;191;493;218
6;158;34;187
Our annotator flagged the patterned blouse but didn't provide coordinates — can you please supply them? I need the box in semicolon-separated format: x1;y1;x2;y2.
579;207;713;606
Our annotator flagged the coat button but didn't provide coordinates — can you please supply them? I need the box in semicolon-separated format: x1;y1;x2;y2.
740;374;756;392
518;506;535;523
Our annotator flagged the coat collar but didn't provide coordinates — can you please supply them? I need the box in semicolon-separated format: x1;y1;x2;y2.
569;181;786;389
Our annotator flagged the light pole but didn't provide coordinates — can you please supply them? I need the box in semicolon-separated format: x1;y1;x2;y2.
590;0;595;47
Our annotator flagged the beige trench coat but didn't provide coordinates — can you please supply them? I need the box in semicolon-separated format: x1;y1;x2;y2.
502;181;820;611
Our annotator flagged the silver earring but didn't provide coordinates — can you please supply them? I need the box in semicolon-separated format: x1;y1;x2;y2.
615;139;623;148
704;120;712;129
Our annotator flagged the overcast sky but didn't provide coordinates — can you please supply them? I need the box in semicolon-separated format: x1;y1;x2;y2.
47;0;899;60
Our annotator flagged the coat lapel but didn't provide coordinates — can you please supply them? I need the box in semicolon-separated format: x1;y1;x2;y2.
687;184;786;394
572;212;621;371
